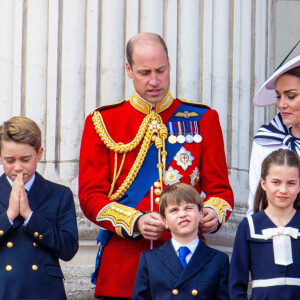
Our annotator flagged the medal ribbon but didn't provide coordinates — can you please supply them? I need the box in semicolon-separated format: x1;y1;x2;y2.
168;122;175;136
189;121;194;136
193;121;199;135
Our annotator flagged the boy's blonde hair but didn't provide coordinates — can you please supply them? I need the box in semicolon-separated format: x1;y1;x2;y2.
159;182;203;218
0;116;42;153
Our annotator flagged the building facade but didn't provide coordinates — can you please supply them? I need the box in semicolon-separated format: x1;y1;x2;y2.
0;0;299;298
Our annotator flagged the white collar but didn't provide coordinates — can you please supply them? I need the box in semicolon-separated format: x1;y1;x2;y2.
171;236;199;255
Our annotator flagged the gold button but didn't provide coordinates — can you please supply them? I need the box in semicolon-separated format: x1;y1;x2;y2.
38;235;43;240
192;289;198;296
6;265;12;271
155;198;160;205
127;211;132;216
154;181;160;188
0;230;3;235
33;242;38;247
172;289;178;295
32;265;38;271
7;242;13;248
34;232;39;237
154;189;161;196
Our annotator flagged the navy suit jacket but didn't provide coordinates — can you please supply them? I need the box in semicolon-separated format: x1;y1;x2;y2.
0;172;78;300
132;239;229;300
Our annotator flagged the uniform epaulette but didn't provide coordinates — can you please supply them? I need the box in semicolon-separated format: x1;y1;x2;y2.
177;98;212;110
91;100;126;115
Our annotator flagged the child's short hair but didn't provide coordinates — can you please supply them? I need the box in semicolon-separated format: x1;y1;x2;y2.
254;148;300;212
159;183;203;218
0;116;42;153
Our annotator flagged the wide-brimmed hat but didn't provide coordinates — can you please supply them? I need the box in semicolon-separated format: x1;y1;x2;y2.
253;54;300;107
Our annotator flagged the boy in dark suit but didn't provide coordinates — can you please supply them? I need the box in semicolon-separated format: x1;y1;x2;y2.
132;182;229;300
0;116;78;299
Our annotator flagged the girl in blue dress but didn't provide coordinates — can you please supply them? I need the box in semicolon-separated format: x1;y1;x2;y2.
229;149;300;299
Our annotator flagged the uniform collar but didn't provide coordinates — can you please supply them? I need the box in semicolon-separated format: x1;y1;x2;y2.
129;89;174;114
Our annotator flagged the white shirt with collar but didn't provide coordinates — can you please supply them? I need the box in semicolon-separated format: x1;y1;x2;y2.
171;236;199;264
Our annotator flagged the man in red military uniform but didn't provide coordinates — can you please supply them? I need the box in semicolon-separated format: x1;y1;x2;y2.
79;32;234;299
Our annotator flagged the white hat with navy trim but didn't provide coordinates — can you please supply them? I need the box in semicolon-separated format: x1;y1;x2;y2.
253;55;300;107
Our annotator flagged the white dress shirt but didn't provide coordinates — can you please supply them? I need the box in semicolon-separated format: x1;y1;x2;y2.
171;236;199;264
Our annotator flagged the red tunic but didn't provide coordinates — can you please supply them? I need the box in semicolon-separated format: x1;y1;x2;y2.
79;96;234;298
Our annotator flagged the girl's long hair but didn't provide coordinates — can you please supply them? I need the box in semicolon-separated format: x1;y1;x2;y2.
253;149;300;213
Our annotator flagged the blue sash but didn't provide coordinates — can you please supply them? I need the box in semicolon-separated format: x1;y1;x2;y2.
91;102;208;284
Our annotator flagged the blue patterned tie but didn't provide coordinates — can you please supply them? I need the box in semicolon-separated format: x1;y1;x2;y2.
178;246;190;268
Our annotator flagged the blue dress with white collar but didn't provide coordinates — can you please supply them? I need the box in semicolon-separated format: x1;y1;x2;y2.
229;209;300;299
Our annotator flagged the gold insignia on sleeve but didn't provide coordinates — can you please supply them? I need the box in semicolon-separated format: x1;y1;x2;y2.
174;111;199;119
96;203;143;238
204;197;232;228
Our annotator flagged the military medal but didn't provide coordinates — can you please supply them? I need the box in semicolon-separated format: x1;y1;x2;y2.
185;121;193;143
176;122;185;144
186;135;193;143
168;135;177;144
167;122;177;144
193;121;202;143
174;147;194;171
190;167;200;186
164;166;183;185
194;134;202;143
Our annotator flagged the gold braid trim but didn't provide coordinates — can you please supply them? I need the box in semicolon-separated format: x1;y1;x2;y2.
92;111;167;201
204;197;232;228
92;111;153;153
96;203;143;237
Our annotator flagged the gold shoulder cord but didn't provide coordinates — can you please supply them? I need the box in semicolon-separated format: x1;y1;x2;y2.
92;111;168;201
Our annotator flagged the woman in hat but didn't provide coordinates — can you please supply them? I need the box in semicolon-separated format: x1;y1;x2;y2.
247;55;300;215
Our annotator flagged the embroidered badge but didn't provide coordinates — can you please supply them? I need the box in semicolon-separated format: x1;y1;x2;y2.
175;111;199;119
132;97;146;111
174;147;194;171
164;166;183;185
190;167;200;186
